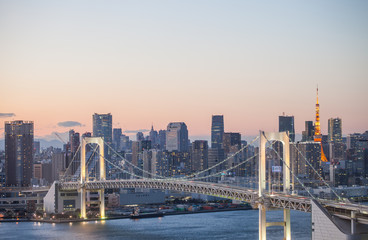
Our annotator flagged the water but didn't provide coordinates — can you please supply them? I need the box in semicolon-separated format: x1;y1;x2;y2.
0;210;311;239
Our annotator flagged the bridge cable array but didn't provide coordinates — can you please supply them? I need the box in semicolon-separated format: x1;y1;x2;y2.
104;136;259;180
285;133;343;201
262;132;317;200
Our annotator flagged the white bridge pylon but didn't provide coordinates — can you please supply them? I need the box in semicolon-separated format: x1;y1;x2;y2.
259;131;291;240
80;137;105;219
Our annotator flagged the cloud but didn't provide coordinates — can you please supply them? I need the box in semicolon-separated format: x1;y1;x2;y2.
124;129;149;134
57;121;83;127
0;113;15;118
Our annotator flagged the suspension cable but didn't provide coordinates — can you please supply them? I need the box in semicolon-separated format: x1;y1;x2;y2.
105;136;259;180
61;144;81;180
289;141;343;201
263;133;317;200
184;136;259;179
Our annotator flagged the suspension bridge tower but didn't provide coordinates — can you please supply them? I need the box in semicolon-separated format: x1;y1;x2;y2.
259;131;291;240
80;137;106;219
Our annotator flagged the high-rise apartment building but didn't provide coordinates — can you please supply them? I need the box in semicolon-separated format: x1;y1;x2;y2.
166;122;188;152
279;115;295;142
211;115;224;149
5;120;34;187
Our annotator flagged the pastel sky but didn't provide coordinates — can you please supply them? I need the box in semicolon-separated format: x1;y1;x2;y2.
1;1;367;141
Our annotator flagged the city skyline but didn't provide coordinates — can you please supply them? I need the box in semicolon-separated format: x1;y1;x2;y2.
1;1;368;140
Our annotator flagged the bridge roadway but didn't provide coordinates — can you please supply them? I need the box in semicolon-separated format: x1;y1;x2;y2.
59;178;368;223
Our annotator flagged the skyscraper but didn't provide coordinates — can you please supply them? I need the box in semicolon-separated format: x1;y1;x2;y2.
279;115;295;142
69;129;80;156
328;118;342;144
328;118;344;162
158;130;166;150
93;113;112;159
302;121;314;142
5;120;34;187
211;115;224;149
92;113;112;145
113;128;122;151
149;126;158;148
191;140;208;172
223;132;241;154
166;122;188;152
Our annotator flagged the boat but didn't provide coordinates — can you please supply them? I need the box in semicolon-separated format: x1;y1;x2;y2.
130;207;164;219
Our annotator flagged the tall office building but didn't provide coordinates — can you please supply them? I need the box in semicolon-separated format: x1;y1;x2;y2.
68;129;80;174
328;118;344;162
302;121;314;142
191;140;208;172
93;113;112;159
328;118;342;144
5;120;34;187
166;122;188;152
158;130;166;150
279;115;295;142
211;115;224;149
69;130;80;156
92;113;112;145
113;128;122;151
149;126;159;148
223;132;241;154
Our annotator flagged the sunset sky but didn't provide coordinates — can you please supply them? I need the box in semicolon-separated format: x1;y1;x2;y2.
1;1;367;141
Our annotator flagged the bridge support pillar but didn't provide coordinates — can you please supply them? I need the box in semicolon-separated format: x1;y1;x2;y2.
283;209;291;240
351;211;356;234
259;205;267;240
99;189;105;218
80;137;105;219
81;187;86;219
259;131;291;240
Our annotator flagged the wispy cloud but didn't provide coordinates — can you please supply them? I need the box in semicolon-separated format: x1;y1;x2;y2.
0;113;15;118
57;121;83;127
124;129;149;134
